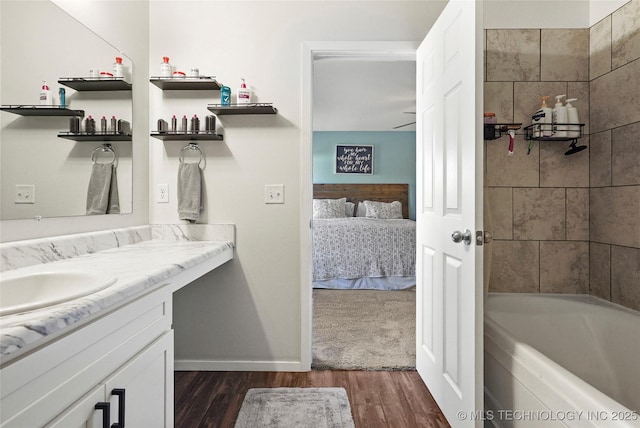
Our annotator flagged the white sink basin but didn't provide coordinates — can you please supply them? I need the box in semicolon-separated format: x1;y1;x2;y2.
0;271;117;316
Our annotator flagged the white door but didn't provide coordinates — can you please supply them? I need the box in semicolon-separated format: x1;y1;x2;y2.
416;0;483;427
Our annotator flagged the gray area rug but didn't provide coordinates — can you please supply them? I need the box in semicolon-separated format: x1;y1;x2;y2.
312;288;416;370
234;387;354;428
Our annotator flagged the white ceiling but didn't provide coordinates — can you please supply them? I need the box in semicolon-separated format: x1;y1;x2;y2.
312;58;416;132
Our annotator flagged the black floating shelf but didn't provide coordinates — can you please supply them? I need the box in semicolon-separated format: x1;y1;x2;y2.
1;105;85;117
207;103;277;115
58;77;132;91
150;76;221;90
58;132;132;141
150;132;223;141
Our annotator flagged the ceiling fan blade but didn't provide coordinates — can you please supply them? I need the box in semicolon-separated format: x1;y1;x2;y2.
393;121;416;129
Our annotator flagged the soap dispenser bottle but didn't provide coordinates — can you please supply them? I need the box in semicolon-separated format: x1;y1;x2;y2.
565;98;580;138
531;96;552;137
553;94;568;137
39;81;53;106
237;78;251;104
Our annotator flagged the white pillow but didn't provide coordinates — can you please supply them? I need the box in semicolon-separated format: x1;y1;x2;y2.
313;198;347;218
355;202;367;217
363;200;403;219
345;201;355;217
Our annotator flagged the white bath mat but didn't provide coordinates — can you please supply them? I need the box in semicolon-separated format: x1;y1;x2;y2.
234;387;355;428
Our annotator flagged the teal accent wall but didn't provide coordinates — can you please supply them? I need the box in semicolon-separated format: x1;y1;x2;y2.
313;131;416;219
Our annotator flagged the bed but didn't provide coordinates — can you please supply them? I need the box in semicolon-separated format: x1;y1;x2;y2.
312;184;416;290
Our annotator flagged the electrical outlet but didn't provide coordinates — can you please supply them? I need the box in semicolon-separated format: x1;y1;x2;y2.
265;184;285;204
157;184;169;203
15;184;35;204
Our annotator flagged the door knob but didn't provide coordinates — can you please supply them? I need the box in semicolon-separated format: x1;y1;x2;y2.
451;229;472;245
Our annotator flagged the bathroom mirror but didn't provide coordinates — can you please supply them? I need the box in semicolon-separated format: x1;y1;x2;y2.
0;0;133;220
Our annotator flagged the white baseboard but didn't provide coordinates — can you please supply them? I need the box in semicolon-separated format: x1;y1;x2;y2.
175;359;310;372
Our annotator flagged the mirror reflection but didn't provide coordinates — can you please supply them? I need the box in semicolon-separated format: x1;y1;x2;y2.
0;0;133;220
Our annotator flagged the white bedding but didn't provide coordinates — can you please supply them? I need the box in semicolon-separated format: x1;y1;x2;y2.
312;217;416;290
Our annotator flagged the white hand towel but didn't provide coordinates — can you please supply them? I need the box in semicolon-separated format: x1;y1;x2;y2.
86;163;120;215
177;162;202;222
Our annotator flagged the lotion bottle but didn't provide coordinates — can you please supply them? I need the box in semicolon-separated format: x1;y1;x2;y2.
39;81;53;106
531;96;552;137
113;57;124;78
565;98;580;138
553;94;568;137
160;57;172;77
237;78;251;104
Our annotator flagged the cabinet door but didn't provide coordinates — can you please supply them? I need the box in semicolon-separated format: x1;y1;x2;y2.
45;385;107;428
105;331;174;428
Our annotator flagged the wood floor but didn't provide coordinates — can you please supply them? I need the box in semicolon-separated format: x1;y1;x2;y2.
175;370;450;428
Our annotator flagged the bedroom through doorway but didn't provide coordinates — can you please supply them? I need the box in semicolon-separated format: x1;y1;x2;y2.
309;46;418;370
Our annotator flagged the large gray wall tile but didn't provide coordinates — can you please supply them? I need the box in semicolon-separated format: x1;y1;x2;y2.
489;240;539;292
484;82;513;123
590;242;611;300
590;15;612;80
611;245;640;311
514;188;566;240
567;188;589;241
540;241;589;293
486;187;512;240
590;186;640;248
589;131;612;187
486;29;540;82
540;138;589;188
612;0;640;68
611;122;640;186
590;58;640;133
541;29;589;81
514;82;567;127
486;135;539;187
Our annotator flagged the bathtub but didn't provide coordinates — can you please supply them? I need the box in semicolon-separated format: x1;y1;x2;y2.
484;293;640;428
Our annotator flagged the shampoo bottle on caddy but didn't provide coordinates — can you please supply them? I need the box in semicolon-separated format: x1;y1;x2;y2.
552;94;568;137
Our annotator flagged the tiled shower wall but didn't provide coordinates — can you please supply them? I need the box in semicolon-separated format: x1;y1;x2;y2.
484;0;640;311
588;0;640;311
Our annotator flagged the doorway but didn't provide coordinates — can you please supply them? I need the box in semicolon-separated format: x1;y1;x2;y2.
300;41;419;369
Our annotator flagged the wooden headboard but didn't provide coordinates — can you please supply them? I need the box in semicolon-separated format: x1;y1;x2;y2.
313;183;409;219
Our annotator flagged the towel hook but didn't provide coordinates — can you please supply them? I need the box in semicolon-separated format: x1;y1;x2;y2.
179;142;205;169
91;144;117;165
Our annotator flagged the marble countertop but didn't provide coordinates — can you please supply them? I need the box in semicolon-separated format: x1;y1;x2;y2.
0;225;234;364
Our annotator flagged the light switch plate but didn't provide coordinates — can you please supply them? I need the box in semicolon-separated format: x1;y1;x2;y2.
265;184;285;204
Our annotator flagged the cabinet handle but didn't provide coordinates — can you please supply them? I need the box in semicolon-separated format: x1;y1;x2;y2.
94;402;110;428
111;388;126;428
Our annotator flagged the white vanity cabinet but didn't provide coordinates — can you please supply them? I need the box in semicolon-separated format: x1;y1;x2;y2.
0;285;174;428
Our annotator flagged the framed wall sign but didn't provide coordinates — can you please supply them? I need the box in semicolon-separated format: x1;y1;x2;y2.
335;145;374;174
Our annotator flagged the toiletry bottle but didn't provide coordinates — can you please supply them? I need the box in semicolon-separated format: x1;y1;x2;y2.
220;85;231;106
113;57;124;78
110;116;117;133
237;78;251;104
39;81;53;106
85;115;96;134
182;115;188;133
565;98;580;138
100;116;107;133
171;115;177;133
552;94;567;137
160;57;172;77
531;96;552;137
58;88;66;108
